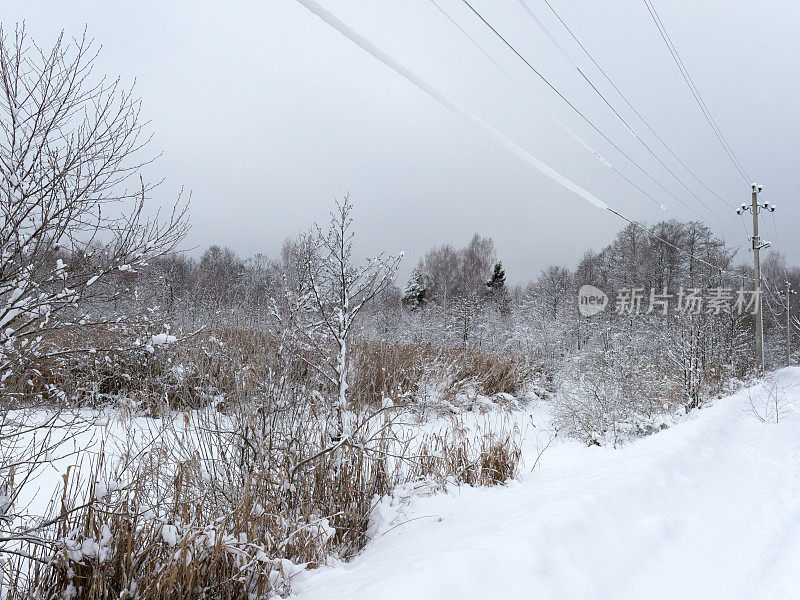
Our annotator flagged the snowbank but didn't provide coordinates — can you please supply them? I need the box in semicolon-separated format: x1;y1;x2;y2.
290;368;800;600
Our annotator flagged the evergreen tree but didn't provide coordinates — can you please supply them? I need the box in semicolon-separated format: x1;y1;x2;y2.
486;261;510;315
486;262;506;293
402;266;427;308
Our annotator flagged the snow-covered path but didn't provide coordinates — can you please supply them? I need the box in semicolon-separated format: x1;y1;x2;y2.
291;369;800;600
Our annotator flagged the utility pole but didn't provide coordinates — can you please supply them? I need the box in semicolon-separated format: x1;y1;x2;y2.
787;281;796;366
737;184;774;373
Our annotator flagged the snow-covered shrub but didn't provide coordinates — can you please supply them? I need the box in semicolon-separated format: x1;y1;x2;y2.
20;462;283;600
5;374;530;599
552;343;673;447
0;26;188;406
6;362;415;599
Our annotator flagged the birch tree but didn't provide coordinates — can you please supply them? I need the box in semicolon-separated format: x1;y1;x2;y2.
290;195;400;437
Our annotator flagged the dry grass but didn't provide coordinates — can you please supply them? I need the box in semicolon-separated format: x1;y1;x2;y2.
7;405;524;599
9;404;400;599
4;321;532;416
350;341;531;408
3;323;531;599
413;419;523;487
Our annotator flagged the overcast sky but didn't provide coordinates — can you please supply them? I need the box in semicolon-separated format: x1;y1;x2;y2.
7;0;800;283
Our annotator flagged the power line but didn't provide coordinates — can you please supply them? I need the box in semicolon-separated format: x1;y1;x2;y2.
761;277;800;333
607;207;743;280
770;211;781;248
763;196;792;297
535;0;737;214
528;0;752;246
429;0;744;238
642;0;752;184
426;0;668;214
293;0;752;283
514;0;738;232
294;0;606;210
643;0;750;182
527;0;751;245
458;0;741;237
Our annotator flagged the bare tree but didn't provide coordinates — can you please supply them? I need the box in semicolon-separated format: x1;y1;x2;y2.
0;25;189;391
286;195;400;436
422;244;459;303
420;234;495;304
459;233;495;297
0;25;188;571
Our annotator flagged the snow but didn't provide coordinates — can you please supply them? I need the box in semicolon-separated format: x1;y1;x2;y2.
93;479;119;501
9;370;800;599
290;368;800;600
161;524;179;547
150;333;177;346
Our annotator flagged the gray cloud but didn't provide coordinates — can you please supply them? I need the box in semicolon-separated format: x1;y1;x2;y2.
6;0;799;282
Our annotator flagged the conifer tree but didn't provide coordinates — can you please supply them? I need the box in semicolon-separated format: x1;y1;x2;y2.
486;262;510;315
402;265;427;308
486;262;506;293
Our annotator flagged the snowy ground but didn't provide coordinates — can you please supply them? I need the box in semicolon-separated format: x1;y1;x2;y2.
290;368;800;600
